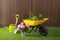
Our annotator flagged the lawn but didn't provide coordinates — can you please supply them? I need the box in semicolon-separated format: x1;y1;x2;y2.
0;27;60;40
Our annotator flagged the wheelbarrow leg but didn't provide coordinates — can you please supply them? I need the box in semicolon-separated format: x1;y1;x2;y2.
28;27;34;33
28;26;38;33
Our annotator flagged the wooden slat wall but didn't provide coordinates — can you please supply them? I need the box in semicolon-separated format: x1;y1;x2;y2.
0;0;17;26
0;0;2;26
57;0;60;26
31;0;60;27
17;0;31;19
0;0;60;27
35;0;54;26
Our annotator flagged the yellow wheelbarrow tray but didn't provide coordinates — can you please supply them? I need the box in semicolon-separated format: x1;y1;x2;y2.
23;18;48;26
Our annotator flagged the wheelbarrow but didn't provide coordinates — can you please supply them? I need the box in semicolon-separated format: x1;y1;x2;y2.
23;18;48;36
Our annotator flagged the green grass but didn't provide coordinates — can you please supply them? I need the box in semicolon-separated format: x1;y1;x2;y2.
0;27;60;40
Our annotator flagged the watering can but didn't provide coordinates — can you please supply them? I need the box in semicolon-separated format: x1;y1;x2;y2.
8;14;20;32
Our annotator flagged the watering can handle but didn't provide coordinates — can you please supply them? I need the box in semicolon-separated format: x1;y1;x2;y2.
15;14;20;25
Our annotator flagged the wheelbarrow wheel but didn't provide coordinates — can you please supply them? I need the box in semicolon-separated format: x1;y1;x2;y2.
38;25;48;36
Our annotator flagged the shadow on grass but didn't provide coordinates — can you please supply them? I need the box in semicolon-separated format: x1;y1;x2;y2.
47;29;60;37
26;33;60;37
27;34;60;38
47;34;60;37
26;34;41;37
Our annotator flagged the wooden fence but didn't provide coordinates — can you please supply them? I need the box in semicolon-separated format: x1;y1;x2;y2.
0;0;60;27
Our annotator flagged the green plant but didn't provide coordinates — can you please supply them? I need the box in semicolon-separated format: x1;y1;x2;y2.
28;11;44;20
